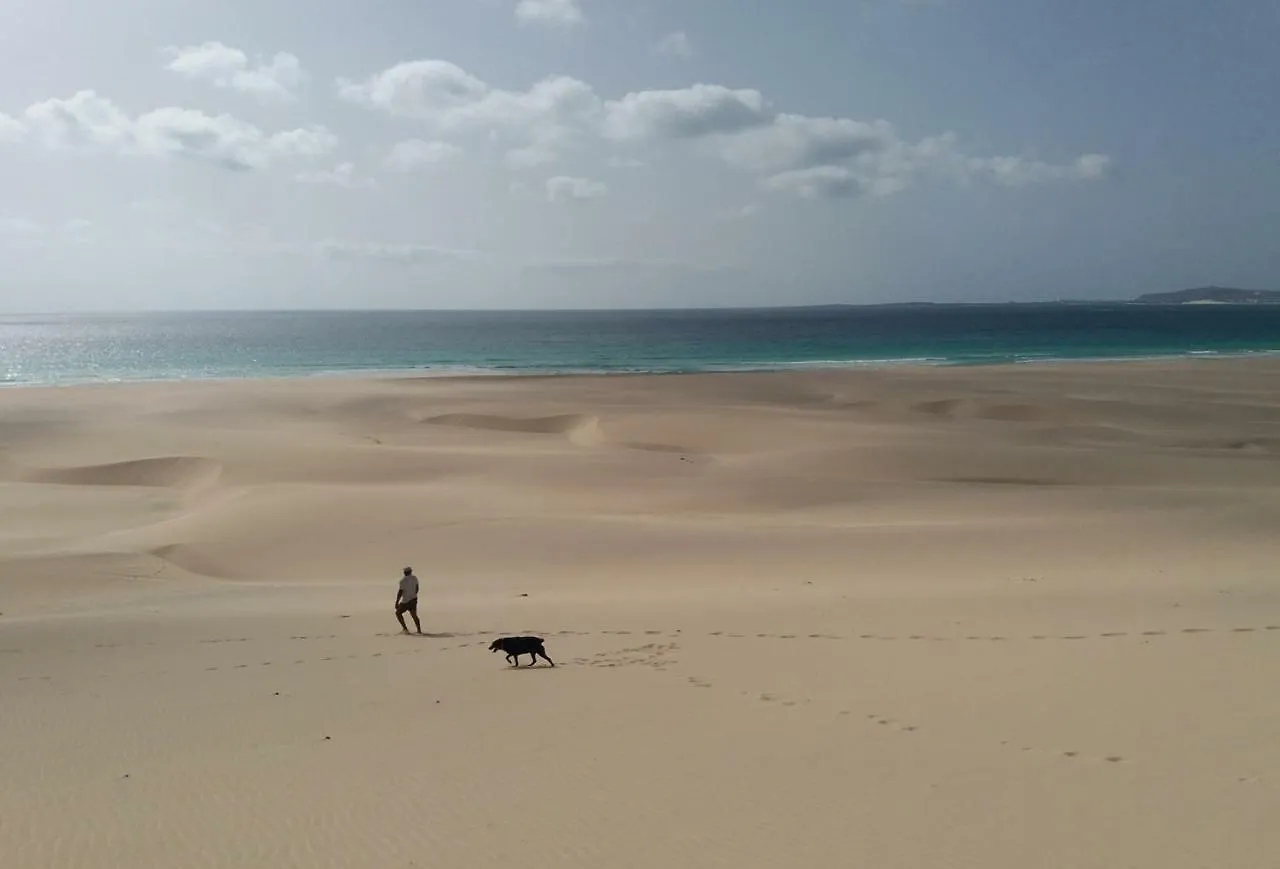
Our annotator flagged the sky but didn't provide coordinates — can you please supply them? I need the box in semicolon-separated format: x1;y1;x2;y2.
0;0;1276;311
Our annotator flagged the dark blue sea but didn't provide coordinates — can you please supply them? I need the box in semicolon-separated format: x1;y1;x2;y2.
2;305;1279;387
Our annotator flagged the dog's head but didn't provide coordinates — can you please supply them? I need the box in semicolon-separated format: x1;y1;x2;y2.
489;638;505;653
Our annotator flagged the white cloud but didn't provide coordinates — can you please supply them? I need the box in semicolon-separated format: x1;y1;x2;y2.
165;41;304;100
295;162;378;189
6;90;335;170
765;166;866;199
1;216;42;234
456;75;599;133
385;138;462;171
722;114;1106;200
505;145;558;167
337;57;1109;202
21;91;134;150
515;0;585;28
971;152;1112;187
654;32;694;58
603;85;771;141
0;113;25;142
264;126;338;158
718;115;897;174
337;60;489;120
546;175;608;202
340;61;600;165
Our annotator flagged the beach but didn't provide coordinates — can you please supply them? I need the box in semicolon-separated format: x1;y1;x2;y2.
3;358;1280;868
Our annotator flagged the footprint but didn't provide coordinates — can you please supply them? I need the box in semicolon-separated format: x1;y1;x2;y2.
1105;756;1125;764
1142;631;1166;637
1101;632;1126;638
1232;627;1256;633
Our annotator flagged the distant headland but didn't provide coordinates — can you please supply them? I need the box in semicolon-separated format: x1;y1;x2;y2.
801;286;1280;309
1128;286;1280;305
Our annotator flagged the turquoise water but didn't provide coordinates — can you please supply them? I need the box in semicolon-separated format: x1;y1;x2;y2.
2;306;1279;387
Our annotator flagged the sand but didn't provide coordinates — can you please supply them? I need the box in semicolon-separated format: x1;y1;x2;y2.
3;358;1280;868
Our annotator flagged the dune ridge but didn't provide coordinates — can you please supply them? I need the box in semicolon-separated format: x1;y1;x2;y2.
424;412;605;446
24;455;224;490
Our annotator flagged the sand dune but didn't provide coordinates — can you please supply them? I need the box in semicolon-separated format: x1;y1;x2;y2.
425;412;605;446
3;358;1280;868
25;455;224;489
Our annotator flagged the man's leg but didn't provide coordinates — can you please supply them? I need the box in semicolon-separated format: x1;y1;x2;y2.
395;603;409;633
409;601;422;634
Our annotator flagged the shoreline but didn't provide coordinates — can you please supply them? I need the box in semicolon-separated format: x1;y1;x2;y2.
4;346;1279;391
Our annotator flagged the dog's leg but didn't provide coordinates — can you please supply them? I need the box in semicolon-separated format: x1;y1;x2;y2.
537;648;555;667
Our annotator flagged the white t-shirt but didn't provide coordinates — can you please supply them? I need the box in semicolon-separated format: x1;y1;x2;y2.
399;574;419;601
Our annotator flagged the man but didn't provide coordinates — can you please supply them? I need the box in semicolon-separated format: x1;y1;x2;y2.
395;566;422;634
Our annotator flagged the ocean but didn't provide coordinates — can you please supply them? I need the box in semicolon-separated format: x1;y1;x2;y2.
2;305;1279;387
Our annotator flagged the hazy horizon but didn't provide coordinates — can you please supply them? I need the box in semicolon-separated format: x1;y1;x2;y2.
1;0;1276;313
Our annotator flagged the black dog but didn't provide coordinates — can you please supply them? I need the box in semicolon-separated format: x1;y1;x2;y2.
489;636;555;667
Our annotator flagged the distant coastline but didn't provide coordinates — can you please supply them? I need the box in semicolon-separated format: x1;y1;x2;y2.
1128;286;1280;305
802;287;1280;309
